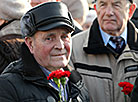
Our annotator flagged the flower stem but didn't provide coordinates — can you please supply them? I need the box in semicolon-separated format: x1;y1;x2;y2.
63;85;67;102
59;86;62;102
124;94;127;102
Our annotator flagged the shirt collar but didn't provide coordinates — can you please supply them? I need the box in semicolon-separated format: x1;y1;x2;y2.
40;65;51;77
39;66;59;91
100;27;127;45
100;27;111;46
120;27;127;44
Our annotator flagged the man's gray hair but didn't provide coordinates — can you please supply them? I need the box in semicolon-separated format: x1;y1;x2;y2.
94;0;133;3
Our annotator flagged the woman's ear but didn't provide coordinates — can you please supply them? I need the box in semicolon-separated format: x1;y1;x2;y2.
25;37;34;54
129;3;136;18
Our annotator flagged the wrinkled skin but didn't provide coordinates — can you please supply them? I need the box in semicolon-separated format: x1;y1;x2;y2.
25;28;72;71
94;0;136;36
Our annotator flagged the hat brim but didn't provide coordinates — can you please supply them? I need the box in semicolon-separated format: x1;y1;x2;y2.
37;21;74;32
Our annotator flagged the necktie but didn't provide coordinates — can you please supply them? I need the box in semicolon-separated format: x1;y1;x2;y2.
109;36;125;53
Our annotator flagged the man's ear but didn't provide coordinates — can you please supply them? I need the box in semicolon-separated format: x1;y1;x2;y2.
0;19;5;26
25;37;34;54
129;3;136;18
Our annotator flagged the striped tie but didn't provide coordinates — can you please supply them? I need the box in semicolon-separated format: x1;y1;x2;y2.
109;36;125;53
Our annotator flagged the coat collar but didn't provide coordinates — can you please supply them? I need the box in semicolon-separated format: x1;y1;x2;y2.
20;43;74;84
1;43;82;101
21;43;46;78
21;44;81;100
83;19;138;54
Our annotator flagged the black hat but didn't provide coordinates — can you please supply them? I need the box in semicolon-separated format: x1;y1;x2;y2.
20;2;75;37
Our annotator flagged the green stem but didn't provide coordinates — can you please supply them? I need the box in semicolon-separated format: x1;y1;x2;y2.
59;86;62;102
124;94;127;102
63;85;67;102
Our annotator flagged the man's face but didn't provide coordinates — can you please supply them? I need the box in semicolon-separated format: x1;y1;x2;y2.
25;28;72;71
95;0;132;36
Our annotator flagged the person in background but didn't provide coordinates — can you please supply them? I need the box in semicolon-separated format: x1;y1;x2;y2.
0;2;89;102
69;0;137;101
131;74;138;102
82;9;97;30
130;2;138;101
131;0;138;28
61;0;88;35
61;0;89;27
0;34;24;74
0;0;31;73
29;0;56;7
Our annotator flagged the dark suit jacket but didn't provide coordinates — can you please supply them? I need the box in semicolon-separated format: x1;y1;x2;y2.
131;8;138;28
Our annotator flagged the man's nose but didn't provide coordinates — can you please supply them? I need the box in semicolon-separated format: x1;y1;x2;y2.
105;6;114;16
54;38;64;49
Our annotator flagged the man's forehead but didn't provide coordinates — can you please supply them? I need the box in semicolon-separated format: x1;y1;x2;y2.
97;0;124;2
96;0;133;3
97;0;130;4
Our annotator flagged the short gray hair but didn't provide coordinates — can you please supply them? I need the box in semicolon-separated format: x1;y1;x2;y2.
94;0;133;3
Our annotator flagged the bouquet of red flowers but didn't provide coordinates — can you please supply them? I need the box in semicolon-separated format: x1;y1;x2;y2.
118;81;134;95
118;81;134;102
47;70;71;102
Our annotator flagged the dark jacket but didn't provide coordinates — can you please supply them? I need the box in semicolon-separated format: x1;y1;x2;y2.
0;20;24;73
131;76;138;102
0;43;89;102
131;8;138;28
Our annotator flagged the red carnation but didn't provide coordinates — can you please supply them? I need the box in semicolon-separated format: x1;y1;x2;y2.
118;81;134;95
47;70;71;80
47;69;71;102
